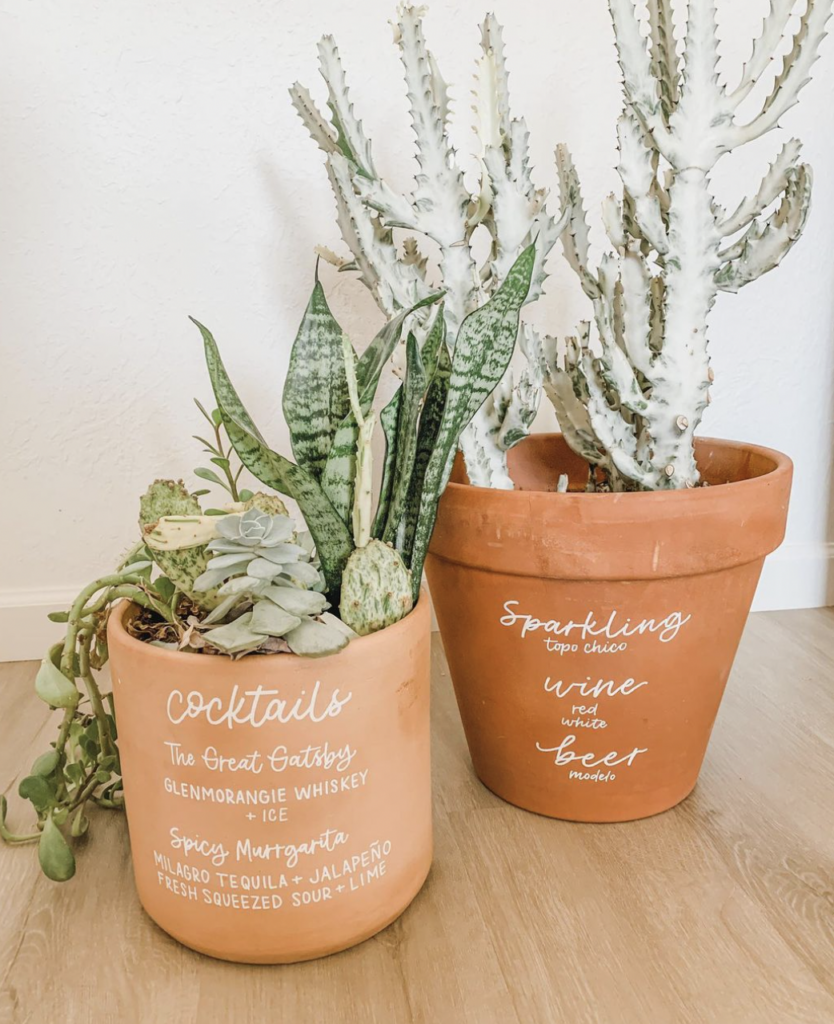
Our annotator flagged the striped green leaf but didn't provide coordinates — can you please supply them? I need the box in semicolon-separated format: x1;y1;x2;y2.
382;333;427;545
400;338;451;566
419;308;446;381
321;291;443;525
192;318;354;597
371;389;402;539
408;244;536;598
283;278;353;480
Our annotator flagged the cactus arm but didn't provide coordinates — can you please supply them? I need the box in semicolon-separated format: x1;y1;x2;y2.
480;13;513;141
485;124;568;306
732;1;833;145
643;168;719;487
578;353;653;490
194;319;354;595
617;114;670;254
668;0;733;169
290;91;430;316
382;333;428;544
731;0;798;104
602;193;627;249
716;164;813;292
497;323;544;451
288;83;339;155
282;276;353;480
476;17;564;307
556;145;602;300
607;0;678;163
394;5;471;249
409;245;536;595
316;36;376;176
719;139;803;236
325;154;412;315
648;0;680;124
620;249;655;377
543;330;622;484
458;409;514;490
543;369;602;466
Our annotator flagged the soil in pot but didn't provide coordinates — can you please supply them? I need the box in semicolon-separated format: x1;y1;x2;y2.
426;434;792;823
107;592;432;964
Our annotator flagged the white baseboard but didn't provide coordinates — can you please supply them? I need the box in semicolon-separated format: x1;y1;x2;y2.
0;587;78;664
752;542;834;612
1;545;831;662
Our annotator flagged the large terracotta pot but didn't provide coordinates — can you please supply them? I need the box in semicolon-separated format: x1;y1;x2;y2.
107;592;432;963
426;435;792;823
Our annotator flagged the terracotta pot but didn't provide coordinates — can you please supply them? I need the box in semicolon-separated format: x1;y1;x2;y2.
107;592;432;963
426;435;792;823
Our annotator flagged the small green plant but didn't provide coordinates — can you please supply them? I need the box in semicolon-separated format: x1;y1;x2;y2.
3;238;535;881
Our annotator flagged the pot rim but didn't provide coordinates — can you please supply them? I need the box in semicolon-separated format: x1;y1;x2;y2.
429;435;793;580
446;434;792;504
107;585;430;669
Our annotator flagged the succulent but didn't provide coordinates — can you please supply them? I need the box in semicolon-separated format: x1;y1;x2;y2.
191;507;349;656
193;507;312;593
139;480;219;605
290;6;566;489
339;540;414;637
543;0;832;492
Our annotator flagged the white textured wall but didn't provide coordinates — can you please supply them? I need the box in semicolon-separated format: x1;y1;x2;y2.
2;0;834;659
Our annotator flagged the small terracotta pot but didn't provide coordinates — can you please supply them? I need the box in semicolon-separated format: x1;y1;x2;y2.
107;592;432;964
426;435;792;823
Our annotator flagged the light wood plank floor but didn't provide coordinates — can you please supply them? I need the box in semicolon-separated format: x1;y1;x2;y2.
1;610;833;1024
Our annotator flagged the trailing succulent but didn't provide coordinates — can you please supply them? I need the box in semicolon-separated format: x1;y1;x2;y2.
291;4;567;490
542;0;832;492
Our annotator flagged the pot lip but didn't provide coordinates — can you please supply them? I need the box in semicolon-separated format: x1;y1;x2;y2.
446;434;792;504
107;585;429;668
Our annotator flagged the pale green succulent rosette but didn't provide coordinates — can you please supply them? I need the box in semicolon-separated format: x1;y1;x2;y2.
193;508;352;657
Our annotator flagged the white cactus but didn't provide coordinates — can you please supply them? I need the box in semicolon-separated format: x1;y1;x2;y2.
291;4;567;488
544;0;831;491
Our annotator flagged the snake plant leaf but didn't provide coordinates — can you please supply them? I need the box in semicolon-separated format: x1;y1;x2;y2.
371;389;402;539
382;332;427;544
193;317;354;596
400;337;452;566
39;814;76;882
418;308;446;381
321;290;443;525
283;277;353;479
408;243;536;597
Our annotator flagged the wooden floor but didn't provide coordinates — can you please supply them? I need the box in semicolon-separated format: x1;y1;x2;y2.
1;610;833;1024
